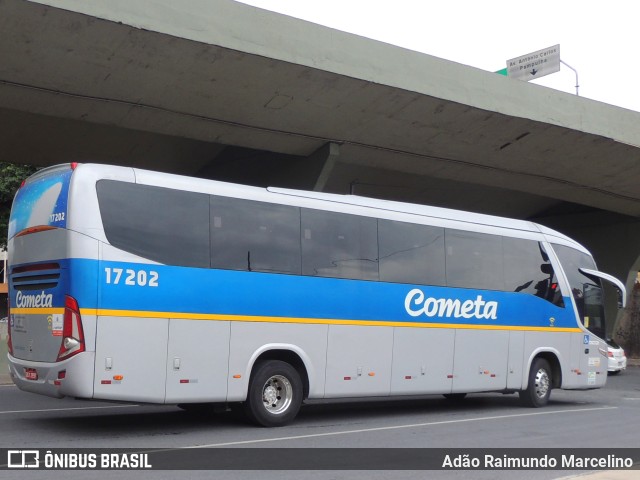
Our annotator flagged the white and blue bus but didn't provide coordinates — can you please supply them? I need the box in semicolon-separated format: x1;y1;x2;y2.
6;163;626;426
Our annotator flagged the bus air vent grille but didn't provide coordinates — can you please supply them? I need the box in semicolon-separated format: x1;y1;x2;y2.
11;263;61;291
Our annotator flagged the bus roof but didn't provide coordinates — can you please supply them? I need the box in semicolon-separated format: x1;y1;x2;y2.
68;163;586;252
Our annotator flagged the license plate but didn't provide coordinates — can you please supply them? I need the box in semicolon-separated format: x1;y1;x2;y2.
25;368;38;381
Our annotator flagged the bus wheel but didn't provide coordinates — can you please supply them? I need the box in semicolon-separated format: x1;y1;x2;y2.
520;358;552;407
244;360;302;427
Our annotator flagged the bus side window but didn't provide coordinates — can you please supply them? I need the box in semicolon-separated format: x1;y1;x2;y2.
301;209;378;281
378;220;445;286
445;230;504;291
97;180;210;268
210;196;301;275
503;238;564;307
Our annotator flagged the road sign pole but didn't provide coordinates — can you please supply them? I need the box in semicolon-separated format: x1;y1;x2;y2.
560;60;579;96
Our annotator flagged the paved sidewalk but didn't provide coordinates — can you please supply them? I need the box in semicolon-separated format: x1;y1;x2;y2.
560;472;638;480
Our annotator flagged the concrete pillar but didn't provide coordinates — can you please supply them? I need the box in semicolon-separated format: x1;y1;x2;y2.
311;142;340;192
280;142;340;191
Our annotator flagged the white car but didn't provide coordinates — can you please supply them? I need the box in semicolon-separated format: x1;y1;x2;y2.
607;339;627;375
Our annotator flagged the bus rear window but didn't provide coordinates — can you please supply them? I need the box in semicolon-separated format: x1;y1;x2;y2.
8;166;72;239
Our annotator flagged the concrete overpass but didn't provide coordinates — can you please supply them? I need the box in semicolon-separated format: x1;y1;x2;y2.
1;0;639;333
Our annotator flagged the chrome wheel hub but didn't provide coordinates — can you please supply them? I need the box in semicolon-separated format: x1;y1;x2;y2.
534;368;550;398
262;375;293;415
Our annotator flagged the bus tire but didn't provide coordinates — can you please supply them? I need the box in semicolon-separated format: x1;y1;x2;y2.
519;358;552;407
243;360;302;427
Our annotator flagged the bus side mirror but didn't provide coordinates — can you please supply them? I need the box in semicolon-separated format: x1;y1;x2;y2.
579;268;627;309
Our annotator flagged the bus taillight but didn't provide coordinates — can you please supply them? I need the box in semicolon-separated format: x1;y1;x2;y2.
57;295;85;361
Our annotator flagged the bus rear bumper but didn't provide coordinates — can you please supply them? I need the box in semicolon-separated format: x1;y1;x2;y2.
8;352;95;399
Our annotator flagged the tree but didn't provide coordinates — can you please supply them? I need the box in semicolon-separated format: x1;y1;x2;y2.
615;281;640;358
0;163;39;250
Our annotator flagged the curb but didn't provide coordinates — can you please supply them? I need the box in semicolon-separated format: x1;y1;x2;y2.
559;471;639;480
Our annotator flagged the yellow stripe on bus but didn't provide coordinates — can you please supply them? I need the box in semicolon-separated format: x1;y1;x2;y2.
78;308;581;333
10;307;582;333
11;308;65;315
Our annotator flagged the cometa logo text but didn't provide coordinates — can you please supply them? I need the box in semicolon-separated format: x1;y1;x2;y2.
15;290;53;308
405;289;498;320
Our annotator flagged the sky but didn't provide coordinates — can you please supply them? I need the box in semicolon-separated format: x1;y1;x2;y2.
236;0;640;113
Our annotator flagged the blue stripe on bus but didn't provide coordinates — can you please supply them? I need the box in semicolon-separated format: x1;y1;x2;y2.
22;258;575;329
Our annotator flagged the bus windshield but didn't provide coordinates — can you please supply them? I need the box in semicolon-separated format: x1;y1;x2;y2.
552;244;605;339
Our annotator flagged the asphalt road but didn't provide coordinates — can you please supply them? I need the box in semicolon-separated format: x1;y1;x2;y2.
1;367;639;480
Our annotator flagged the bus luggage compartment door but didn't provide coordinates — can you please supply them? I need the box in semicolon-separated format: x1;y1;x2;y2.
94;315;169;402
165;318;231;403
452;329;509;393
